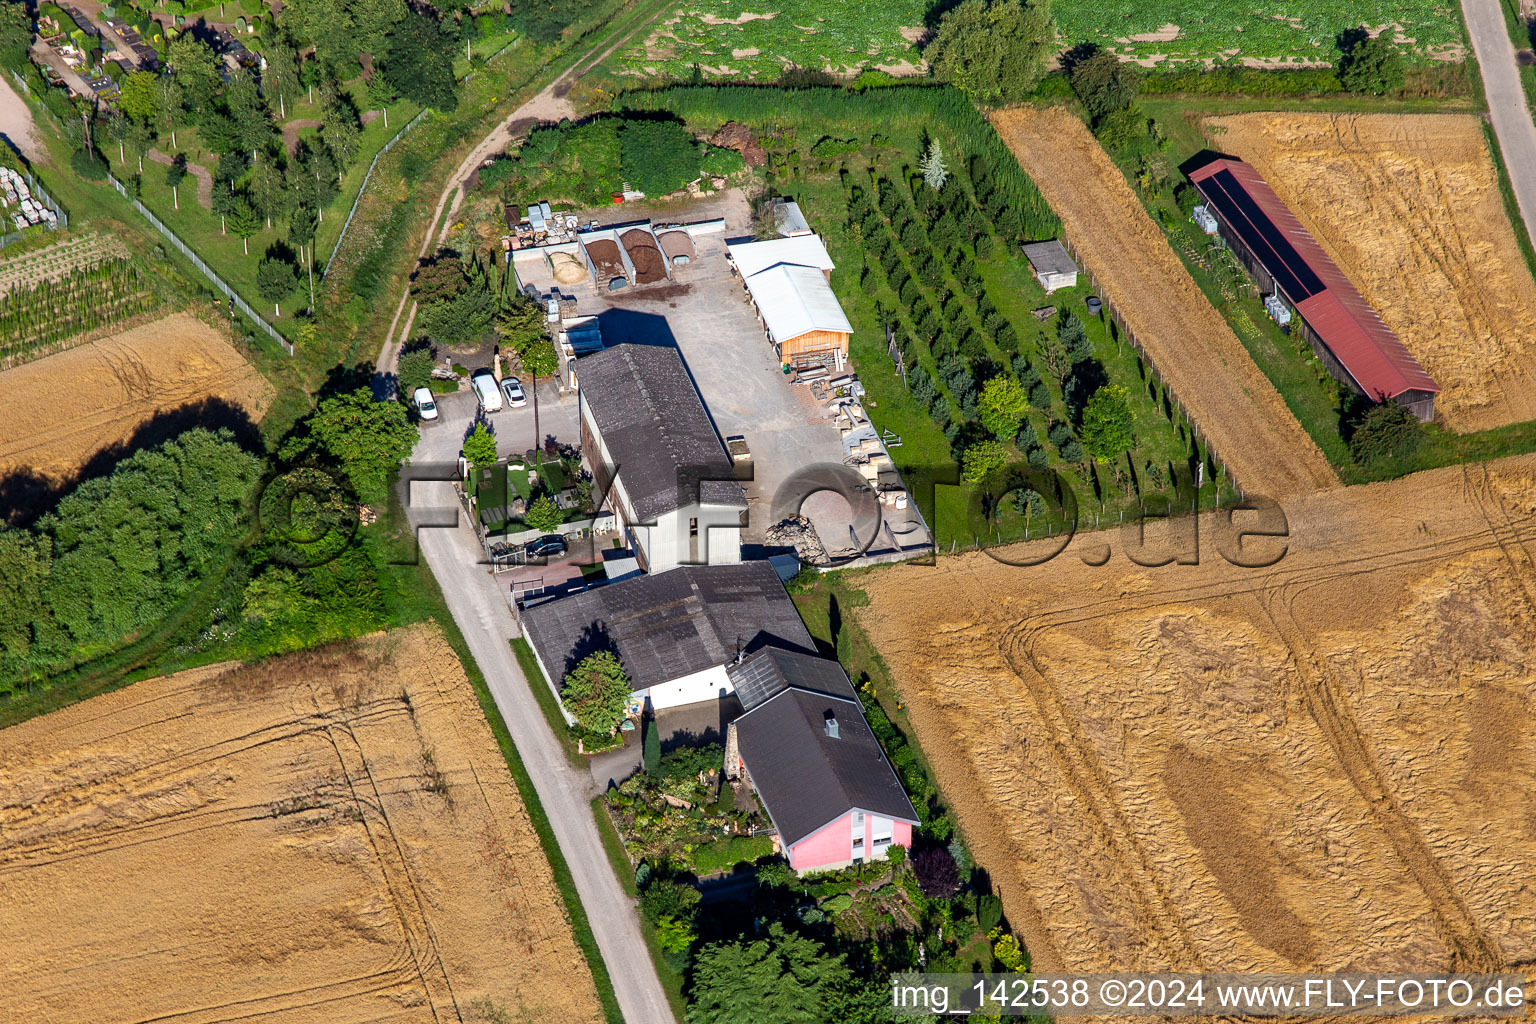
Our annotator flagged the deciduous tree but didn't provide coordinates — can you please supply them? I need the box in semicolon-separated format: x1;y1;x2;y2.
1080;384;1135;465
925;0;1055;104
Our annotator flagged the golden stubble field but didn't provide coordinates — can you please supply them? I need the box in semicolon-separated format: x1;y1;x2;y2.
0;311;273;484
991;105;1337;500
0;624;605;1024
854;457;1536;977
1210;112;1536;433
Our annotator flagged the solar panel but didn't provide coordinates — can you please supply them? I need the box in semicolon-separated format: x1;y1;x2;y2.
1201;169;1324;302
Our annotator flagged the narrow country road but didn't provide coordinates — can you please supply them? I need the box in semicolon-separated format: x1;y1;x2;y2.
375;0;669;382
1462;0;1536;245
411;475;676;1024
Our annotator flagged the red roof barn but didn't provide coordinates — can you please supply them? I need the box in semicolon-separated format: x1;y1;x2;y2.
1189;158;1439;421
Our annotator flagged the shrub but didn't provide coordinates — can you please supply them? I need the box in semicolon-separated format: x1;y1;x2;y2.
821;892;853;915
1338;29;1405;96
1348;401;1421;464
525;494;562;532
913;845;961;897
993;931;1027;971
639;879;701;926
397;345;435;394
621;120;699;195
643;717;660;773
690;835;773;874
978;893;1003;932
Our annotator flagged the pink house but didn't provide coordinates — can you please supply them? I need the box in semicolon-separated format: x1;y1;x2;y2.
725;647;919;874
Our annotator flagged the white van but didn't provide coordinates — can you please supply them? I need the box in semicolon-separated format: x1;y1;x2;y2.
471;368;503;412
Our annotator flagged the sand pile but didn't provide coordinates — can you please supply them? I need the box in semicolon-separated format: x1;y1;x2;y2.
621;227;667;284
853;456;1536;975
0;624;606;1023
551;250;588;284
0;312;273;484
1209;113;1536;432
990;106;1336;499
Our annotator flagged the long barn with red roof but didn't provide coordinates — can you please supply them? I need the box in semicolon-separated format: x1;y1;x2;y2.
1189;158;1439;422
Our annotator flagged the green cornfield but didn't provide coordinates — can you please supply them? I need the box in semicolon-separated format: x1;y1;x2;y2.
0;259;161;368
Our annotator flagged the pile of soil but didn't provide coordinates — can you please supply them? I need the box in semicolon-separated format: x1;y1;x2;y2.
710;121;767;166
584;238;626;282
658;230;696;263
765;514;828;564
621;228;667;284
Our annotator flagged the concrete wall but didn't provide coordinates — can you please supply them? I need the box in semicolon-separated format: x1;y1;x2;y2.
640;663;733;711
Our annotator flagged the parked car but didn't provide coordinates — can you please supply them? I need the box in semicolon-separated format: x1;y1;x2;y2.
471;368;503;412
501;376;527;408
524;534;568;558
412;386;438;421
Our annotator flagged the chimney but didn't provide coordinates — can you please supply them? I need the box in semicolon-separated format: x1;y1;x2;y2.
824;710;839;739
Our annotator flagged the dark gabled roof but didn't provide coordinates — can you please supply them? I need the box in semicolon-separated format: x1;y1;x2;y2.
577;343;746;523
1189;158;1438;401
730;644;857;711
1021;239;1077;277
730;647;918;848
521;561;816;692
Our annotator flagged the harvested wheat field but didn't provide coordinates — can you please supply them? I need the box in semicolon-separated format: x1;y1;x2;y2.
0;624;605;1024
855;457;1536;976
0;311;272;483
992;106;1336;499
1210;113;1536;433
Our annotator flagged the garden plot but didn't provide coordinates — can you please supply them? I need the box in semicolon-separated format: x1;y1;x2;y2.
0;232;130;296
853;455;1536;976
991;105;1337;499
0;624;606;1024
1209;113;1536;433
0;312;272;483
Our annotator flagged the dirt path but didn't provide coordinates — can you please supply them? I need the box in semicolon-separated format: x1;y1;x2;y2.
146;148;214;210
854;455;1536;975
375;0;675;383
991;106;1338;500
0;76;42;161
280;117;322;155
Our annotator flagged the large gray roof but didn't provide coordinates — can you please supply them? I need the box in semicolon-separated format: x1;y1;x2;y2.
521;562;816;692
730;647;918;847
578;344;746;523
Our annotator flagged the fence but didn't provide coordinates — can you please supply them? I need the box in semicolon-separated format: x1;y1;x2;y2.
322;107;431;279
1058;234;1241;499
105;172;293;355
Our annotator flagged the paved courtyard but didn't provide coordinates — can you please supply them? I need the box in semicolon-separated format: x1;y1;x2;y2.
513;192;931;558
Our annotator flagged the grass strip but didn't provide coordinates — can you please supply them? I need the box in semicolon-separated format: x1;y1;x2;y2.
511;636;585;768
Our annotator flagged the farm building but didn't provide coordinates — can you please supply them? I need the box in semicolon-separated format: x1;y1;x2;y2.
572;343;745;574
725;646;918;873
727;235;851;367
1022;239;1078;293
520;561;818;712
1190;158;1440;421
771;198;813;237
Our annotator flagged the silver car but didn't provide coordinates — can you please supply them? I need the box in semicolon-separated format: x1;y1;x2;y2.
500;376;527;408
